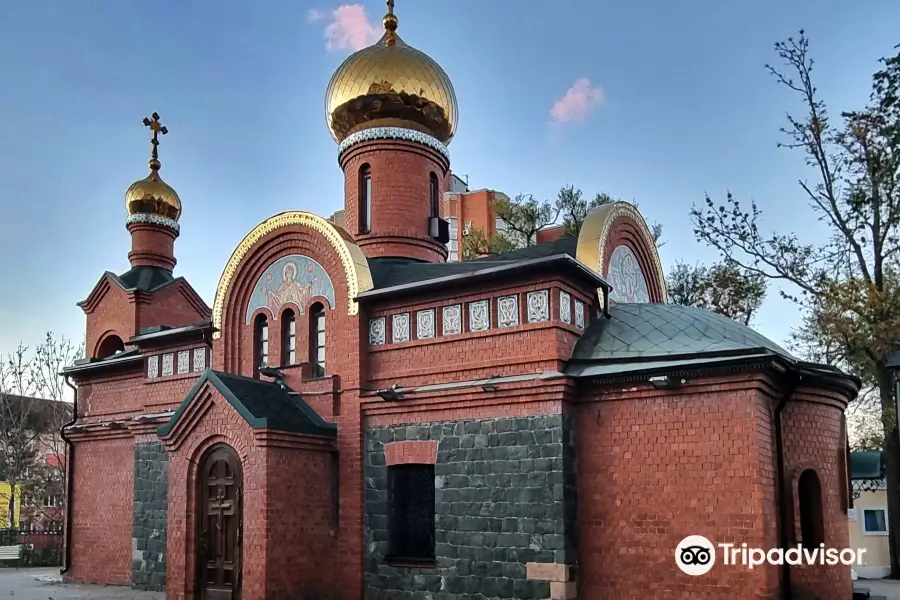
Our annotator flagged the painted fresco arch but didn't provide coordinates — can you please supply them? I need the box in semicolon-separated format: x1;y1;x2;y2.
213;212;372;373
243;254;337;325
212;211;374;341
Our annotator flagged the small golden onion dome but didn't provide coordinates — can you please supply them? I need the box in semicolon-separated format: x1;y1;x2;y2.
125;169;182;221
125;113;182;222
324;2;458;144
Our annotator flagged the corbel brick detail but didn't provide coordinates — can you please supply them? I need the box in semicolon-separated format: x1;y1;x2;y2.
384;440;438;466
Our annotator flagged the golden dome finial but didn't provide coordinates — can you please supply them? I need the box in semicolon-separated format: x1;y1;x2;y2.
383;0;398;45
125;112;182;222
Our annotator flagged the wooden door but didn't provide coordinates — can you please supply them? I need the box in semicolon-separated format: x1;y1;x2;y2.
197;445;243;600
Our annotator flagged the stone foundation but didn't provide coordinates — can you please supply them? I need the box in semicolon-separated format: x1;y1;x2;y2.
131;441;168;591
364;414;576;599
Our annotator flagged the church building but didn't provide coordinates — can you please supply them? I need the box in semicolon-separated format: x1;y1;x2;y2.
61;3;860;599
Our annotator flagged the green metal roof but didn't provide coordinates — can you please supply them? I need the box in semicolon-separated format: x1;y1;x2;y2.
566;304;859;398
571;303;792;362
112;265;177;292
850;451;884;480
158;370;337;438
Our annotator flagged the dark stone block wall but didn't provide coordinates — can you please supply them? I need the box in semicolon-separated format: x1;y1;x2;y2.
364;414;577;599
131;442;168;591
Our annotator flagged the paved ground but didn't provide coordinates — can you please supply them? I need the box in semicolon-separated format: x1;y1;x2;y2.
0;568;163;599
857;578;900;600
3;567;900;599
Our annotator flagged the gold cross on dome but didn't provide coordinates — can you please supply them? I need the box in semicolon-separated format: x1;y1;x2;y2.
142;112;168;167
386;0;394;15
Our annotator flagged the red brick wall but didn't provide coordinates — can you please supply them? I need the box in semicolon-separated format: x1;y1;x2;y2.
66;436;134;585
576;375;852;600
577;376;779;599
781;389;852;600
140;280;210;329
340;138;449;263
74;364;200;419
264;445;338;599
366;278;592;389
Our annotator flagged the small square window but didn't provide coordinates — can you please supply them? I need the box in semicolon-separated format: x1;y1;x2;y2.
862;508;889;535
388;464;435;563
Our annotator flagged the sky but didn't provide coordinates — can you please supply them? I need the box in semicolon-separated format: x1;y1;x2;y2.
0;0;898;361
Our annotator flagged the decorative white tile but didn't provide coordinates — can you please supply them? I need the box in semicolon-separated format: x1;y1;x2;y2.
469;300;490;332
338;127;450;162
560;291;572;324
442;305;461;335
193;348;206;372
498;295;519;328
527;290;550;323
417;309;435;339
392;313;411;343
161;353;174;377
177;350;190;374
369;317;386;346
575;301;585;330
147;355;159;379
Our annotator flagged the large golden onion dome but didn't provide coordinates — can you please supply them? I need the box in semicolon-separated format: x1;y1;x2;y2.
125;113;182;222
324;2;458;145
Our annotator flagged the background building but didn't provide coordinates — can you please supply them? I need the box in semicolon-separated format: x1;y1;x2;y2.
849;451;891;579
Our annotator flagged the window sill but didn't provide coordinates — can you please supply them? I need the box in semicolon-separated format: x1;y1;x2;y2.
385;557;436;569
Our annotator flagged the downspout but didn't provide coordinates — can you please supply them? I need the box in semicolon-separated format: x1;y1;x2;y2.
774;371;800;599
60;374;77;575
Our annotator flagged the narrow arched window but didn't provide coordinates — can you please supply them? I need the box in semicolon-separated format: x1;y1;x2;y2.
359;164;372;234
798;469;825;548
254;314;269;374
429;172;440;218
310;302;326;377
282;309;296;365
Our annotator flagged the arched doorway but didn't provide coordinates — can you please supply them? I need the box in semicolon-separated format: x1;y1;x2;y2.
196;444;243;600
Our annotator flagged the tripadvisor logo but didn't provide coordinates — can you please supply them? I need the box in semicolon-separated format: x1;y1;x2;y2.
676;535;716;576
675;535;866;575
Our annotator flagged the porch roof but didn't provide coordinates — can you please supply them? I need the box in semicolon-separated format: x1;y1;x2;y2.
157;369;337;438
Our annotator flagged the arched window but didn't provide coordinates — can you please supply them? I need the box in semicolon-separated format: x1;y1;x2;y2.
310;302;326;377
254;314;269;374
359;164;372;234
96;335;124;359
429;172;440;218
282;309;296;365
798;469;825;548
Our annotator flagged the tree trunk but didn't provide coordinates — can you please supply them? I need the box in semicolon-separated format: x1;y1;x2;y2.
878;367;900;578
6;488;14;529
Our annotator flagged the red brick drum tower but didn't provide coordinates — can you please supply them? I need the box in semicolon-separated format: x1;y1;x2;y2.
327;4;454;262
61;3;860;599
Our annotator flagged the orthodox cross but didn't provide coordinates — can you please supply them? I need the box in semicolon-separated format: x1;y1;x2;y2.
386;0;394;15
142;112;168;169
